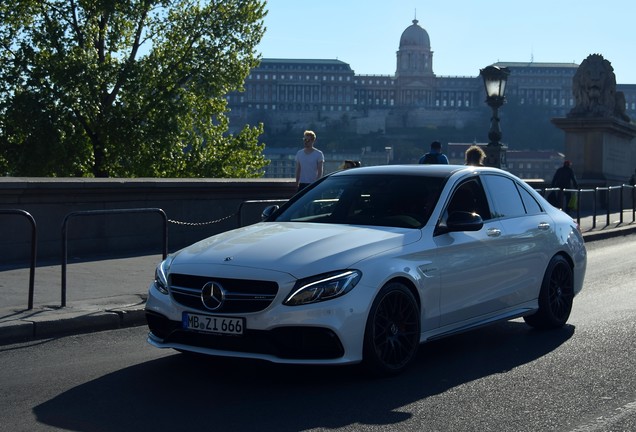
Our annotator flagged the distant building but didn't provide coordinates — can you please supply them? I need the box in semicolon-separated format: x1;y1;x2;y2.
230;18;636;177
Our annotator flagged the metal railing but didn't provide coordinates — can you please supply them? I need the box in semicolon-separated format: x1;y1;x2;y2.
10;189;634;310
539;184;636;228
60;208;168;307
0;209;37;310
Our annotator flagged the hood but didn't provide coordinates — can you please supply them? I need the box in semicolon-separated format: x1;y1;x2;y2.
170;222;421;278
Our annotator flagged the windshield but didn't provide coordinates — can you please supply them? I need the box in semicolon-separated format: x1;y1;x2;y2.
274;174;444;228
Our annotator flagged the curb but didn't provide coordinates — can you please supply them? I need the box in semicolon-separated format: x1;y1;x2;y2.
581;224;636;242
0;298;147;345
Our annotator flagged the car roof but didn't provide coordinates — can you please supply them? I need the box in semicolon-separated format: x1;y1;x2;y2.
331;164;509;179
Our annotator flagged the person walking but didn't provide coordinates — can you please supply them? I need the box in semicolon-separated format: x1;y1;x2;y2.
551;160;579;211
465;145;486;166
419;141;449;164
295;130;324;191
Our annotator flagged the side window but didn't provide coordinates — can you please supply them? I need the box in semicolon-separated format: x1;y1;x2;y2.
482;175;526;218
446;178;491;220
517;183;543;215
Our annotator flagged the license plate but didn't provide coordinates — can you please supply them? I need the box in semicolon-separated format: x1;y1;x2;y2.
182;312;244;335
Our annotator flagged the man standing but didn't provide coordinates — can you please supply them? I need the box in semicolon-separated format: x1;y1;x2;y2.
419;141;449;164
296;130;324;191
551;160;579;210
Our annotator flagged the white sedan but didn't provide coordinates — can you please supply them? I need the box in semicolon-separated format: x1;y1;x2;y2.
145;165;587;375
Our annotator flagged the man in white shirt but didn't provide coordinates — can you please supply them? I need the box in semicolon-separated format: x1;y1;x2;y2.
295;130;324;191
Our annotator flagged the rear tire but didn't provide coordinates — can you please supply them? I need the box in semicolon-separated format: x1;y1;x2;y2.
524;255;574;329
363;282;420;376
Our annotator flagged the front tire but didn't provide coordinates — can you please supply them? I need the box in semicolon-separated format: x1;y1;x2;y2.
363;282;420;376
524;255;574;329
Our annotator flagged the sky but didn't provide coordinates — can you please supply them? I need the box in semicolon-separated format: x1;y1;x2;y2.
257;0;636;84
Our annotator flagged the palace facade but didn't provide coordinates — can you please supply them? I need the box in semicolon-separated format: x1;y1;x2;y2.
226;19;636;180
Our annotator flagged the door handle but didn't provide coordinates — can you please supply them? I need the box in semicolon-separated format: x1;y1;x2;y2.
538;222;551;230
487;228;501;237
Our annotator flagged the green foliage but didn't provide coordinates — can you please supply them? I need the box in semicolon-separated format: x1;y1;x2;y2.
0;0;268;177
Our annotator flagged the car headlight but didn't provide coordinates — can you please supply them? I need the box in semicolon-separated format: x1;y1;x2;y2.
154;256;174;295
284;270;362;306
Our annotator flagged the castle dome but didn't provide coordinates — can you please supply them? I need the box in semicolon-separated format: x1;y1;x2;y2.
399;19;430;50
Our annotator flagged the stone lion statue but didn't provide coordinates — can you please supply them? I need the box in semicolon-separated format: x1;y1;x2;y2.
568;54;630;122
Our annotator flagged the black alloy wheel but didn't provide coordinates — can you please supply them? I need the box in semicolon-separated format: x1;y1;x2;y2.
363;282;421;376
524;255;574;329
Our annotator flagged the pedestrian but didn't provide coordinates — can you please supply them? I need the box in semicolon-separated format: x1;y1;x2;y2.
465;145;486;166
419;141;449;164
295;130;324;191
629;168;636;186
551;160;579;211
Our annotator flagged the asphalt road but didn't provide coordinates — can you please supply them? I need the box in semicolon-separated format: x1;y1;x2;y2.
0;235;635;432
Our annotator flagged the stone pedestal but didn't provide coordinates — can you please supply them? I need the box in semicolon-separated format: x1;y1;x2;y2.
551;117;636;184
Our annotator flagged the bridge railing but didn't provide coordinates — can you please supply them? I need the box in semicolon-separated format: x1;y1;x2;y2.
538;184;636;228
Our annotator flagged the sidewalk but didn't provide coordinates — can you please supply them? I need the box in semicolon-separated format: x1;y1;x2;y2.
1;214;635;345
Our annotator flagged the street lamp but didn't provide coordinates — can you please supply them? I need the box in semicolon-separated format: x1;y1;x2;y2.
480;65;510;168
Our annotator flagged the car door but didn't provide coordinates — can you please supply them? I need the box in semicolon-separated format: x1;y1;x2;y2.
433;177;509;326
480;174;553;304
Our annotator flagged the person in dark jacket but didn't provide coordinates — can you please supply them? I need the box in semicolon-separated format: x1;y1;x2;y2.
551;160;579;210
419;141;449;164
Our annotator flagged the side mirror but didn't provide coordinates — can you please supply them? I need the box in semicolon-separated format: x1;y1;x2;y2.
261;205;279;221
446;211;484;232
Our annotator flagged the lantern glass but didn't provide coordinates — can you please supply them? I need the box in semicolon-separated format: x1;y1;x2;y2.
480;66;510;98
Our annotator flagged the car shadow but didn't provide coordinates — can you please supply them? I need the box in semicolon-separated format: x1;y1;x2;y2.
33;321;574;431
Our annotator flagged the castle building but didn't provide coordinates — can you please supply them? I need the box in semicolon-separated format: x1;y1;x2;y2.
226;19;636;178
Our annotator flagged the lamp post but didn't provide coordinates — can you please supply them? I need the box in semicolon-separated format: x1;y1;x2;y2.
480;65;510;169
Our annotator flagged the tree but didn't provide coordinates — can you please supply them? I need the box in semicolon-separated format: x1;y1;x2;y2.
0;0;268;178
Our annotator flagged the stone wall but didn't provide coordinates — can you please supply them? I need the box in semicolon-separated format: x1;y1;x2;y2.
0;178;297;264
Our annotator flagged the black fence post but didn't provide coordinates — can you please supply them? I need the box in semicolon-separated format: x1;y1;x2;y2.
61;208;167;308
0;210;37;310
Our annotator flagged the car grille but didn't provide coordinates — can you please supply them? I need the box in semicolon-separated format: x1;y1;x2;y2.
169;273;278;313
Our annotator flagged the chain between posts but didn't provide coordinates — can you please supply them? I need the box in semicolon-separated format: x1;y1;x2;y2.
168;212;238;226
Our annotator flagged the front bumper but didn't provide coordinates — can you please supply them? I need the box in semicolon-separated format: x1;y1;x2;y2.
146;310;345;361
144;280;372;365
